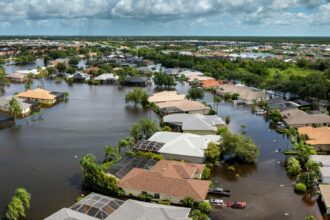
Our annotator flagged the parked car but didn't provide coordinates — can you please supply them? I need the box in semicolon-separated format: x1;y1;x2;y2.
208;187;231;197
209;199;225;207
227;201;247;209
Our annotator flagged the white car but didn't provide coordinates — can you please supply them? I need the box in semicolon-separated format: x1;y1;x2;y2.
209;199;225;206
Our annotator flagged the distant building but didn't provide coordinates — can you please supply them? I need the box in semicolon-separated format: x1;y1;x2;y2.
123;76;149;87
281;109;330;128
17;88;57;106
266;97;300;111
148;91;186;104
0;96;35;116
163;113;225;135
217;84;269;105
156;100;210;116
94;73;118;84
297;127;330;151
6;72;27;83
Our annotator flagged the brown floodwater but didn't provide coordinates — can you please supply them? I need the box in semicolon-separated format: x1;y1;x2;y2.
0;80;324;220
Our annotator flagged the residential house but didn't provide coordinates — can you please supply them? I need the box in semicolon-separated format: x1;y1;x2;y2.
201;79;221;89
0;96;35;116
45;193;191;220
161;67;180;76
151;160;206;179
156;100;210;116
266;97;300;111
134;131;221;163
6;72;27;83
148;91;186;104
163;113;225;135
280;109;330;128
319;185;330;214
179;70;204;78
187;75;214;83
94;73;118;84
67;72;90;82
119;163;210;203
17;88;57;106
297;127;330;151
311;155;330;167
217;84;269;105
123;76;149;87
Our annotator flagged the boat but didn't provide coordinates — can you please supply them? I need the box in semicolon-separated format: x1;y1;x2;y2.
208;187;231;197
209;199;225;207
255;108;267;115
227;201;247;209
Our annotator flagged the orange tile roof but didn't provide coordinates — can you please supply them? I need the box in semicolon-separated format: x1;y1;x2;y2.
151;160;205;179
17;88;56;100
298;127;330;145
119;168;210;201
201;80;221;88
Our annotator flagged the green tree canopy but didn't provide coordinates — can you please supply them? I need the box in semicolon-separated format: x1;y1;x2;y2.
130;119;159;141
205;142;220;167
187;87;204;100
9;97;22;118
221;132;259;163
125;88;149;107
153;72;176;88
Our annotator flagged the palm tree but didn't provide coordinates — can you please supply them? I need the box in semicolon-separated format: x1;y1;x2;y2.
6;197;25;220
14;188;31;209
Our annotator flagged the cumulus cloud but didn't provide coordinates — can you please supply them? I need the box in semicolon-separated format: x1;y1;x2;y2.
0;0;329;35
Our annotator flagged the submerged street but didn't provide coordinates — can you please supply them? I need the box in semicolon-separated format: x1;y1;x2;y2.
0;81;322;219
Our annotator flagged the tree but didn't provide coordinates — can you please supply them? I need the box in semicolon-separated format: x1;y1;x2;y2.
43;55;50;66
117;137;134;153
293;142;316;168
69;57;79;66
9;97;21;118
153;73;176;88
221;132;259;163
187;87;204;100
0;67;9;86
287;157;301;176
14;188;31;209
80;154;120;195
305;160;320;173
213;95;221;110
56;62;67;73
130;119;159;141
240;124;247;134
225;116;231;124
5;188;31;220
104;145;121;163
299;171;319;189
304;215;316;220
205;142;220;166
24;73;33;91
125;88;149;107
180;197;195;208
268;110;282;124
198;201;212;214
46;66;56;76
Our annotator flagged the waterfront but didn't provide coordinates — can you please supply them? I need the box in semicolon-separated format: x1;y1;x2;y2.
0;81;322;219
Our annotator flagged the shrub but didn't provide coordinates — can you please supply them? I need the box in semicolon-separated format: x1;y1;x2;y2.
304;215;316;220
135;151;163;160
158;199;171;205
287;157;302;176
205;142;220;167
202;166;211;179
294;183;307;194
198;201;211;214
137;192;153;202
225;116;231;124
226;165;236;172
162;126;172;132
181;197;196;208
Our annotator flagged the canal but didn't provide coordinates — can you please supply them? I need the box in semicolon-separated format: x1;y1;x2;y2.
0;80;322;220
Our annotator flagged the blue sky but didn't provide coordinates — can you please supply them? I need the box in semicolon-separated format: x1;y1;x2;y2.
0;0;329;36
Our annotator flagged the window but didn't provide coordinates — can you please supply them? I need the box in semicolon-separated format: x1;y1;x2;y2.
154;193;160;199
